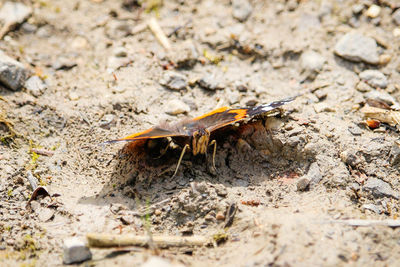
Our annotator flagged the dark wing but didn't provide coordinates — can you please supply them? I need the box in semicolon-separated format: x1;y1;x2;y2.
183;96;297;133
104;127;188;144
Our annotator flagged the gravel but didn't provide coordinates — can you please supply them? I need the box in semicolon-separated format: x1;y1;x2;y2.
359;70;388;89
334;32;380;64
363;178;400;200
63;238;92;264
159;71;188;91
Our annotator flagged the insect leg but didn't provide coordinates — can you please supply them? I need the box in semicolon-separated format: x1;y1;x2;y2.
171;144;190;178
209;139;217;172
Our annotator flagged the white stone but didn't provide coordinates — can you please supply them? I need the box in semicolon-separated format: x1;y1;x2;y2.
165;99;190;115
63;238;92;264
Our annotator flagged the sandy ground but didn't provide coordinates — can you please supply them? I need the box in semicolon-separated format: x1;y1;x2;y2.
1;0;400;266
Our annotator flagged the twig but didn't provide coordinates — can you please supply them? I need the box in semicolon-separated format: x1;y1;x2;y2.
87;233;208;248
30;148;54;157
147;17;171;50
327;219;400;228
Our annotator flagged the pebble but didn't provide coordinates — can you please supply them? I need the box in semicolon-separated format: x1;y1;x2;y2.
37;207;55;222
313;103;335;113
0;2;32;33
389;142;400;166
113;46;128;57
356;81;372;92
334;32;379;65
379;54;391;65
359;70;387;89
165;99;190;115
300;50;325;77
361;203;382;214
348;124;362;136
197;74;224;91
120;214;135;225
63;238;92;264
0;50;30;91
159;71;188;91
352;4;364;14
106;56;131;72
365;4;381;18
297;177;310;191
314;89;327;100
99;114;116;129
141;257;175;267
232;0;252;22
71;36;89;50
308;162;322;185
394;28;400;37
216;212;225;220
392;8;400;25
365;90;396;106
363;178;399;199
25;75;47;97
52;57;77;70
340;149;361;167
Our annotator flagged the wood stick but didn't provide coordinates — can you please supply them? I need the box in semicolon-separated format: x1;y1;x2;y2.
87;233;208;248
147;17;171;50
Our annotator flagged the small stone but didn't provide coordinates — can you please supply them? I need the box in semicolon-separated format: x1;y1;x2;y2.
300;50;325;73
232;0;252;22
68;91;80;101
52;57;77;70
215;185;228;197
159;71;188;91
141;257;174;267
308;162;322;185
314;89;327;100
120;215;135;225
352;4;364;14
348;124;362;136
393;9;400;25
361;203;382;214
365;4;381;18
25;75;47;97
63;238;92;264
365;90;396;106
297;177;310;191
71;36;88;50
107;56;131;72
0;2;32;34
394;28;400;37
37;207;55;222
99;114;116;129
197;74;224;90
359;70;387;89
356;81;372;92
165;99;190;115
154;209;162;216
0;50;30;91
313;103;335;113
334;32;379;64
363;178;399;199
389;142;400;166
113;46;128;57
379;54;391;65
340;149;361;167
216;212;225;220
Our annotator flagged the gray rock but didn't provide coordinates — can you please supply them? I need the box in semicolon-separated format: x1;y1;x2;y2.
363;178;399;199
301;51;325;73
393;8;400;26
348;124;362;136
165;99;190;115
232;0;252;22
25;75;47;97
0;50;30;91
297;177;310;191
63;238;92;264
0;2;32;36
197;74;224;91
361;203;382;214
99;114;116;129
389;143;400;166
334;32;379;64
159;71;188;91
359;70;387;89
365;90;396;106
308;162;322;185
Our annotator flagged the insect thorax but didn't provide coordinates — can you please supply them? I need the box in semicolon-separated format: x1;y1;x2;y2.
192;129;210;155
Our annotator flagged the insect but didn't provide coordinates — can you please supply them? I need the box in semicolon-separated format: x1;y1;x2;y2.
106;96;296;178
